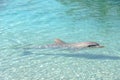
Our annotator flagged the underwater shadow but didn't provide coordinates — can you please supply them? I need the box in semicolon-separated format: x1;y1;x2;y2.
21;51;120;60
41;53;120;60
21;51;34;56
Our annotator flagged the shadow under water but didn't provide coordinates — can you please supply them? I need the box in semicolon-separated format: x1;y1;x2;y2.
43;53;120;60
22;51;120;60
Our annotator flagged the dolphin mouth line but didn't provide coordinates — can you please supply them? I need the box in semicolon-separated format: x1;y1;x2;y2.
95;46;104;48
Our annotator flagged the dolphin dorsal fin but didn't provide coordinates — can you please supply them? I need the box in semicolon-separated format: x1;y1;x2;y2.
54;38;66;45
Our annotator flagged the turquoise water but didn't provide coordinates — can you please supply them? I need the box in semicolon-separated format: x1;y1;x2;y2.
0;0;120;80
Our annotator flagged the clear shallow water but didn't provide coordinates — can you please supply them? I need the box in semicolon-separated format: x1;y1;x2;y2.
0;0;120;80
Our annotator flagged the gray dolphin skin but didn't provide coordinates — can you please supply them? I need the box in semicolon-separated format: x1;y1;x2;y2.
34;38;104;49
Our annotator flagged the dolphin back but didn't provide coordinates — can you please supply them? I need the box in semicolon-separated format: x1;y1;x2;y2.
54;38;66;44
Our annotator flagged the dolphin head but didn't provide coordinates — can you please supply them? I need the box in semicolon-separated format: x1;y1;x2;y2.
72;42;104;48
53;39;104;49
86;42;104;48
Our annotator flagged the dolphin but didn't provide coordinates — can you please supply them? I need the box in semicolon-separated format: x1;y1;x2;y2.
27;38;104;49
0;39;104;51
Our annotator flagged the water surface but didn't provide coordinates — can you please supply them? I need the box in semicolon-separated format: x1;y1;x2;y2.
0;0;120;80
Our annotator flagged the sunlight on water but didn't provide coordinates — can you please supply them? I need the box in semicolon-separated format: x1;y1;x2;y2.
0;0;120;80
